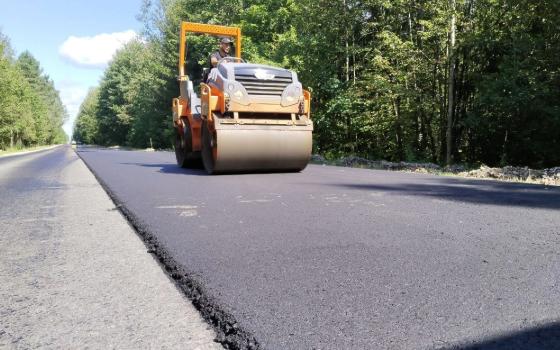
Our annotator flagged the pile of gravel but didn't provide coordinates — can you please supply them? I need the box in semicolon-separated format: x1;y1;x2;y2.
335;156;441;172
545;167;560;179
310;154;560;186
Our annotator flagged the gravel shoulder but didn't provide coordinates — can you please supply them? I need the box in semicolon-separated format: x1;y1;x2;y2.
0;146;223;349
311;155;560;186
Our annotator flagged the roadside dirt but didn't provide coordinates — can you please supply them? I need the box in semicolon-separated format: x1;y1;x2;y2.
311;155;560;186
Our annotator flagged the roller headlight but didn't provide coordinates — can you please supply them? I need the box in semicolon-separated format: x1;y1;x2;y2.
281;84;303;106
224;80;249;105
226;82;242;99
287;87;302;102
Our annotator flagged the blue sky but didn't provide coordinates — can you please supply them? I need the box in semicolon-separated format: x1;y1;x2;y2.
0;0;144;137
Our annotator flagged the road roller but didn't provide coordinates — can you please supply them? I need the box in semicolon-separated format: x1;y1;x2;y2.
172;22;313;174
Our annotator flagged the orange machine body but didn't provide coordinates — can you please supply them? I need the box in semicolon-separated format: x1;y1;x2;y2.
172;21;312;174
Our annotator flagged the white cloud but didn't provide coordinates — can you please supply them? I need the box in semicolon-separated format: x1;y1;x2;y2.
59;30;137;68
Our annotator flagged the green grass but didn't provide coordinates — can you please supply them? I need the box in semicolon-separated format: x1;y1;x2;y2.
0;144;59;157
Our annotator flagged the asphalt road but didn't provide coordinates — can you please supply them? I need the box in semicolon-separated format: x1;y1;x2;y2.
0;146;222;349
77;147;560;350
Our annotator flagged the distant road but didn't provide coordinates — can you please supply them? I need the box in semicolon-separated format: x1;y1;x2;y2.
74;146;560;349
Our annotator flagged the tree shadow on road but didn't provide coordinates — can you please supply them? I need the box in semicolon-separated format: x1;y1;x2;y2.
438;321;560;350
119;162;208;176
119;162;304;176
335;177;560;210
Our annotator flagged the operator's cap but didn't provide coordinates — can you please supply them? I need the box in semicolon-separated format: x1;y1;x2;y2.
220;37;233;44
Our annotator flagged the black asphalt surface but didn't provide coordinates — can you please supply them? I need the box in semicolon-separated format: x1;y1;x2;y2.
77;147;560;350
0;146;68;203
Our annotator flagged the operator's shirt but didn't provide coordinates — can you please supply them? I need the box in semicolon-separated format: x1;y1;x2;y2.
209;50;230;68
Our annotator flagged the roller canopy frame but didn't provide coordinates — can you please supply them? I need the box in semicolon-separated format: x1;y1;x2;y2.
178;22;242;77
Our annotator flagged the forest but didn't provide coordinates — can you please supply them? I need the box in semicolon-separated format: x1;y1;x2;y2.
0;32;67;150
73;0;560;168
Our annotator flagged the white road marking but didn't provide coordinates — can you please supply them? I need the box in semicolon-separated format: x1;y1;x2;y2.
17;218;58;223
364;201;386;207
156;205;198;209
180;210;198;217
239;199;273;203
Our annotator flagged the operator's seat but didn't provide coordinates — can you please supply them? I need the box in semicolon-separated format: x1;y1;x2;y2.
186;80;201;118
202;67;210;83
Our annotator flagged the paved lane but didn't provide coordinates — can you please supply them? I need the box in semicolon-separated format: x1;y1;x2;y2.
78;147;560;350
0;146;222;349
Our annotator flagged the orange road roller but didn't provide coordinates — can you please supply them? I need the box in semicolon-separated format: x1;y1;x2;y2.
172;22;313;174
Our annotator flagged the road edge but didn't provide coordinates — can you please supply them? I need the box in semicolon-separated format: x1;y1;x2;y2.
74;148;260;350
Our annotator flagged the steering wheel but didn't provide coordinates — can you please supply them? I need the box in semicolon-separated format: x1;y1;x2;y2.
217;57;246;66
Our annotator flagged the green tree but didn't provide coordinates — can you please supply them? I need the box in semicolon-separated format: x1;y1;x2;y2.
0;36;38;149
75;0;560;167
96;40;148;145
73;88;100;144
0;34;67;150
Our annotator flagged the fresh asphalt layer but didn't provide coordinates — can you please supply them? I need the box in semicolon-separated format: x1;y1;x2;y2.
0;146;222;349
77;147;560;350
